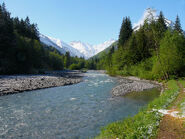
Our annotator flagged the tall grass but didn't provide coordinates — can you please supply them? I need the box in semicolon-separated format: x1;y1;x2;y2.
96;80;180;139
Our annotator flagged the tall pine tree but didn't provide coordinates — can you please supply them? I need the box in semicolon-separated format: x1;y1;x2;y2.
174;15;183;33
118;17;133;49
157;11;167;34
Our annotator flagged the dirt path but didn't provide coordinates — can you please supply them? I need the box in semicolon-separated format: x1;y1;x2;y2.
156;81;185;139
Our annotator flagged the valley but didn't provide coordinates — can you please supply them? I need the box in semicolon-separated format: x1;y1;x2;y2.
0;1;184;139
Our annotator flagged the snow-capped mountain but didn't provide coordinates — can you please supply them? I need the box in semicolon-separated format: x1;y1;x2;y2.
69;41;95;58
40;34;115;59
133;8;173;31
93;39;116;55
40;34;66;54
70;39;115;58
40;34;84;57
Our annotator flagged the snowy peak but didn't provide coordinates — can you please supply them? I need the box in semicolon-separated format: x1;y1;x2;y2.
70;39;116;59
70;41;95;58
93;39;115;53
133;8;173;31
39;34;66;54
39;34;84;58
40;34;115;59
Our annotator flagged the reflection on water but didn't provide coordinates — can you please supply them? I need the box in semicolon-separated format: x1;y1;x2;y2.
125;88;160;102
0;71;160;139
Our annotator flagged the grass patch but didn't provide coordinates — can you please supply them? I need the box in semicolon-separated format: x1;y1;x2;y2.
179;80;185;88
96;80;180;139
178;80;185;117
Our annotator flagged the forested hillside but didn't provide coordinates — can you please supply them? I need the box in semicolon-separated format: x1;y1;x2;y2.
92;12;185;80
0;3;86;74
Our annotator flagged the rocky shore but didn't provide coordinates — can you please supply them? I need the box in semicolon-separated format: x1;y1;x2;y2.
112;76;160;96
0;70;83;96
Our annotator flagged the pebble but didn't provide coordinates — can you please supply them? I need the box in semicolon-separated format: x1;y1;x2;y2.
112;78;159;96
0;71;83;96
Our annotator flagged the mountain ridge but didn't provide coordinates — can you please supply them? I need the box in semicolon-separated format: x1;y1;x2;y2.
40;34;115;59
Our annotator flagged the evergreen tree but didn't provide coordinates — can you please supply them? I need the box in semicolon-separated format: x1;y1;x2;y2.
127;35;138;64
0;3;16;74
0;2;87;74
118;17;133;48
106;46;114;70
150;12;168;78
174;15;183;33
136;27;151;61
157;11;167;33
64;52;71;68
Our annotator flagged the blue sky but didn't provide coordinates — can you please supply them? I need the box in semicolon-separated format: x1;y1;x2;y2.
2;0;185;45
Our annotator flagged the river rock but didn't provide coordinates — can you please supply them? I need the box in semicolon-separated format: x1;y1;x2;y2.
112;78;159;96
0;71;83;96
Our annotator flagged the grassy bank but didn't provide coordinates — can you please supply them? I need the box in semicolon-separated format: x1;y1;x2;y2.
96;80;181;139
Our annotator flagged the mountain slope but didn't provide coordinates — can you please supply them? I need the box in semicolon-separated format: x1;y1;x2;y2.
40;34;115;59
70;39;116;59
69;41;95;58
93;39;116;55
39;34;85;57
39;34;66;54
91;41;118;59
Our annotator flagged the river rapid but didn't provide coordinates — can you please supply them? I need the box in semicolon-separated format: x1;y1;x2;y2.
0;71;160;139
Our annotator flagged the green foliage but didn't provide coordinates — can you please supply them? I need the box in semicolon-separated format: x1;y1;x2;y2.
64;52;71;68
118;17;133;48
174;15;183;34
0;3;87;74
93;11;185;80
157;11;167;34
158;30;185;78
96;80;180;139
92;41;118;60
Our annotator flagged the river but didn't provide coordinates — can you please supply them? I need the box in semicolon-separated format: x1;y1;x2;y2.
0;71;160;139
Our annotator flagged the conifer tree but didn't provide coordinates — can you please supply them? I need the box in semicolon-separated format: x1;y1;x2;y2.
118;17;133;48
106;46;114;70
157;11;167;34
64;52;71;68
174;15;183;33
127;35;138;64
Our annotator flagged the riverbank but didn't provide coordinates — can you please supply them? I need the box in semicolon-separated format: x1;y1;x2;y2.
111;76;161;96
0;70;83;96
96;80;185;139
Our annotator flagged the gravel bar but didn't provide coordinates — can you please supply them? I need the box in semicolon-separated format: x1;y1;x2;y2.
0;70;83;96
112;76;160;96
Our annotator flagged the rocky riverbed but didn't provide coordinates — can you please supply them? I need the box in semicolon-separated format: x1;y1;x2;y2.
0;70;83;96
112;76;160;96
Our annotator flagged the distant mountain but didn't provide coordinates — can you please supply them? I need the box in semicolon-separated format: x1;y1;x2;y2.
133;8;173;31
40;34;115;59
93;39;116;55
39;34;84;57
69;41;95;58
91;41;118;59
70;39;116;59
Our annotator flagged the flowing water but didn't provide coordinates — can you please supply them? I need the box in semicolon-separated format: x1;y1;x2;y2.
0;71;160;139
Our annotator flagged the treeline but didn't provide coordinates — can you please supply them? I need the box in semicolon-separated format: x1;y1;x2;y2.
92;12;185;80
0;3;86;74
